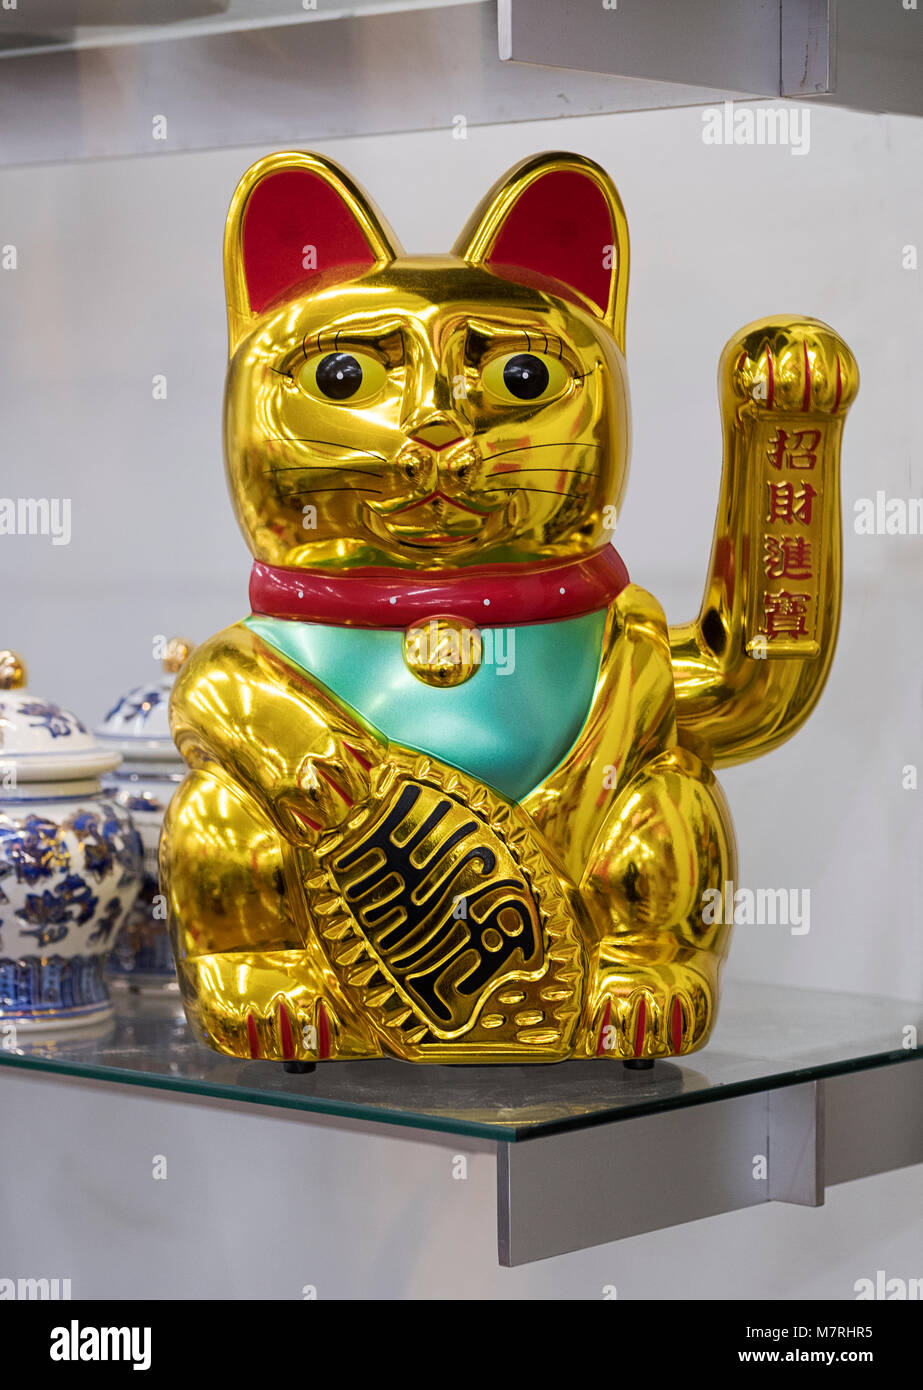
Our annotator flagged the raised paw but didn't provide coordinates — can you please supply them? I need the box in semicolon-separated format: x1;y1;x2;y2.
587;957;718;1060
275;740;373;845
722;316;858;419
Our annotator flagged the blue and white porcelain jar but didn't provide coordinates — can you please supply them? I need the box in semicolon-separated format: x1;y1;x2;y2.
0;650;143;1032
95;639;192;991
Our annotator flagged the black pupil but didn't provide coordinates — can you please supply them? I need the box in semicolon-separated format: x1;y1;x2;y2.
503;353;549;401
316;353;363;400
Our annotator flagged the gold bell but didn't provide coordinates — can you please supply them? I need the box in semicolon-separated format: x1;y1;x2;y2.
402;616;483;688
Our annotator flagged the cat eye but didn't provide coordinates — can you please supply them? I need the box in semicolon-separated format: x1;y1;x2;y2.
298;351;387;405
481;351;569;405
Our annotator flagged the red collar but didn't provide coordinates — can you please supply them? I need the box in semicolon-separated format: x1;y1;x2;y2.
249;549;629;629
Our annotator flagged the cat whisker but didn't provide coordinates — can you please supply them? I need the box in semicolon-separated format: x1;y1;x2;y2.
279;486;383;497
270;464;384;477
262;435;389;464
486;466;598;478
485;441;603;465
485;485;587;498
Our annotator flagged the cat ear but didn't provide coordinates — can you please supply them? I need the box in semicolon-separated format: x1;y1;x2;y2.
453;152;629;353
224;151;402;349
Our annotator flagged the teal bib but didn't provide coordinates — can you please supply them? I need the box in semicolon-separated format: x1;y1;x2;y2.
244;611;606;802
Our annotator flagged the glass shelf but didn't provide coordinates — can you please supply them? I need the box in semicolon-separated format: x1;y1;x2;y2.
2;980;920;1143
0;0;471;59
0;2;761;168
1;0;918;168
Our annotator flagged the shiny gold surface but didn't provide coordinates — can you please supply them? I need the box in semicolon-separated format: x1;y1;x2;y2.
402;616;483;687
162;150;857;1063
670;318;858;765
0;650;26;690
162;627;586;1062
222;149;629;571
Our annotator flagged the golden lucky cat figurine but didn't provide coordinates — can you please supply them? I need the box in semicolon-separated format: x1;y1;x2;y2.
160;150;858;1068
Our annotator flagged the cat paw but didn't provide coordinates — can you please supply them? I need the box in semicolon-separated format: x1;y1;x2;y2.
246;997;332;1062
275;742;373;845
199;992;342;1062
588;959;718;1059
180;951;384;1061
723;317;858;418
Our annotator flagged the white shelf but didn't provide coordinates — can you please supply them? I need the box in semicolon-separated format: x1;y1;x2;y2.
2;0;920;168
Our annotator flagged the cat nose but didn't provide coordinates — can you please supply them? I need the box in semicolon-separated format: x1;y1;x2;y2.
410;420;465;451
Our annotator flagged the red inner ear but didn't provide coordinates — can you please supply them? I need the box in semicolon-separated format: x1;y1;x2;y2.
485;170;615;316
241;169;379;315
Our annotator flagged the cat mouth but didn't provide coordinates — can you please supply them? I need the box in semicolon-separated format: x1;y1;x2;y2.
374;491;488;547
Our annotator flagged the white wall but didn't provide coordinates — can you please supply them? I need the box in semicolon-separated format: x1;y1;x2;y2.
0;102;921;1298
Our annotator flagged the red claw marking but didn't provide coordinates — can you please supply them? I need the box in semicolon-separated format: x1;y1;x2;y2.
671;997;684;1056
246;1012;261;1059
596;998;612;1056
802;341;811;411
317;1002;331;1059
278;1002;294;1060
834;354;843;411
766;346;775;408
316;764;354;807
633;997;647;1057
344;742;372;771
290;807;322;833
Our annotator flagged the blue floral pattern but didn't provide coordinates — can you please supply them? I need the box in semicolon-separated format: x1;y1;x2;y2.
89;897;122;946
0;798;142;1019
0;816;70;884
68;809;143;891
18;872;97;943
123;791;166;813
103;687;164;725
18;700;88;739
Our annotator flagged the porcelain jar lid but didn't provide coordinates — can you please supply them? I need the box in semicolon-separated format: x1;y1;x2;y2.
0;649;122;786
95;637;192;764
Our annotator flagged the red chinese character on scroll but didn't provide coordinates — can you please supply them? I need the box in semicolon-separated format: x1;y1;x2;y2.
763;590;811;641
763;535;814;580
767;428;821;470
767;480;817;526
